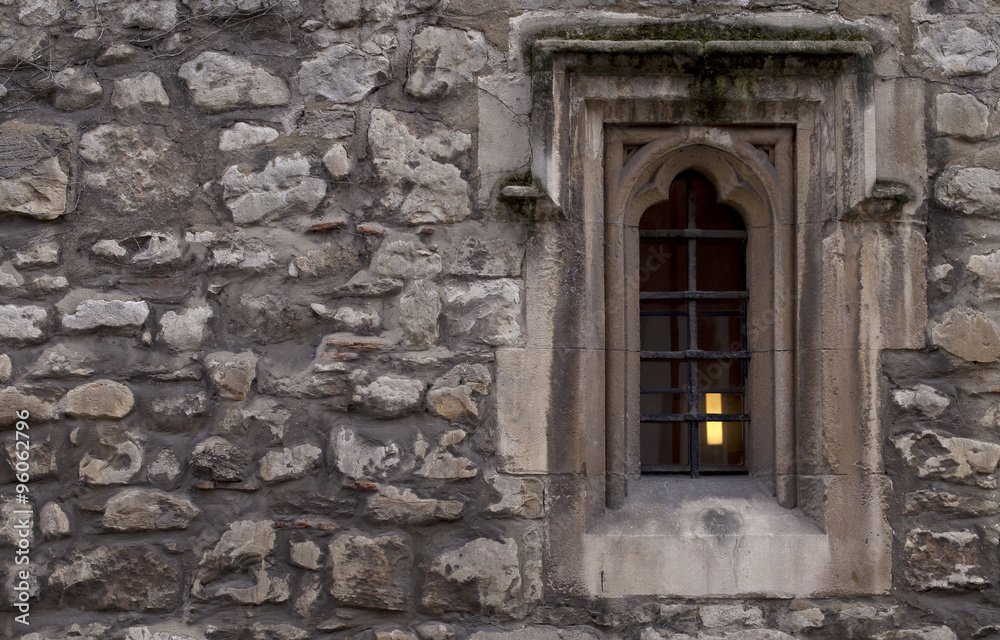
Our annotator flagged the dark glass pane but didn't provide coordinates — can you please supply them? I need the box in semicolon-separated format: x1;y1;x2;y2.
640;392;686;416
640;422;688;468
696;360;744;390
690;174;746;231
639;238;686;292
696;314;743;352
640;315;688;351
696;238;745;291
638;193;685;230
698;298;743;313
640;360;688;391
698;421;745;467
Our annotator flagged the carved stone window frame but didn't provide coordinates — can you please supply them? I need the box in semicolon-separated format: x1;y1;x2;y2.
497;30;916;597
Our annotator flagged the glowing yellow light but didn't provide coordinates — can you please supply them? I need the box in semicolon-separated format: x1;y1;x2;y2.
706;393;724;446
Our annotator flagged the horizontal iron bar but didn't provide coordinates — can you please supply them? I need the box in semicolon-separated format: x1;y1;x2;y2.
641;349;750;359
641;413;750;421
640;291;748;300
639;229;746;239
640;309;743;317
641;466;748;475
640;388;744;394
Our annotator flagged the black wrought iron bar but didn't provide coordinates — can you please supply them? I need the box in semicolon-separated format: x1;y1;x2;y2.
640;309;743;317
640;291;748;300
640;387;745;394
639;229;747;239
642;350;750;360
642;412;751;422
686;175;699;478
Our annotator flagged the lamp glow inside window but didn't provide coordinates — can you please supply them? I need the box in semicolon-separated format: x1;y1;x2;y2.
638;170;749;476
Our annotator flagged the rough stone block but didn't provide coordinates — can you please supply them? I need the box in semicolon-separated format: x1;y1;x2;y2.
371;237;443;280
122;0;177;30
398;281;441;350
204;350;258;400
39;502;70;539
0;354;10;383
329;426;400;480
159;305;213;352
112;72;170;110
328;531;413;610
423;537;520;614
936;166;1000;217
0;305;47;341
61;299;150;332
892;384;950;418
0;387;56;426
79;436;143;486
367;486;463;524
49;546;182;612
0;120;71;221
219;122;279;151
930;307;1000;362
322;143;352;179
916;22;998;76
894;430;1000;488
406;26;487;100
298;44;389;104
259;444;323;482
220;153;326;225
52;67;102;111
904;490;1000;518
443;279;522;346
179;51;290;112
935;92;988;139
149;391;210;430
368;109;472;224
62;379;134;419
487;474;544;518
290;540;322;570
324;0;361;27
13;242;59;267
352;374;425;418
191;436;249;482
102;488;200;531
194;520;287;605
905;529;989;591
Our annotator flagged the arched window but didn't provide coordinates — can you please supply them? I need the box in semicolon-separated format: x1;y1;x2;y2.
638;170;748;475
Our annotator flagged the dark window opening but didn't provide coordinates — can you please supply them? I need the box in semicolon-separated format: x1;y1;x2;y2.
638;171;749;476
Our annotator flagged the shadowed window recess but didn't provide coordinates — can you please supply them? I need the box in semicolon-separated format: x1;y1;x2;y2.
638;170;748;476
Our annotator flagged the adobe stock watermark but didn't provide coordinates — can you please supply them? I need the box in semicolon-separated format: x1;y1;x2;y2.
9;409;33;627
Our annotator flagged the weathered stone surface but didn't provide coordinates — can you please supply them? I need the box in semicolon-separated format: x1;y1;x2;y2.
427;363;491;423
13;242;59;267
423;537;520;613
0;261;24;290
79;124;188;213
936;166;1000;217
0;500;33;547
967;249;1000;297
373;629;419;640
700;604;765;628
319;145;351;184
132;232;183;265
204;350;258;400
904;489;1000;517
416;623;455;640
112;72;170;110
122;626;206;640
406;26;487;100
30;343;95;378
40;502;70;539
159;305;213;352
291;241;358;278
371;237;443;280
444;279;522;346
102;488;200;531
0;386;56;426
183;0;302;16
49;546;182;612
298;44;389;103
329;531;412;610
353;374;425;418
290;540;322;570
467;629;600;640
220;153;327;225
488;474;544;518
893;384;950;418
0;305;47;341
52;67;103;111
333;270;404;297
416;430;478;479
16;0;61;26
751;0;836;9
916;22;998;76
30;274;68;293
5;433;57;478
79;436;143;485
0;121;70;220
179;51;290;112
259;444;323;482
194;520;288;605
92;239;128;259
191;436;248;482
324;0;361;27
447;224;526;278
367;486;463;524
62;299;150;332
894;430;1000;488
122;0;177;29
930;307;1000;362
0;354;10;383
905;529;989;590
874;628;958;640
935;92;988;139
398;281;441;350
330;426;400;479
219;122;279;151
299;105;356;139
62;380;134;419
368;109;472;224
148;449;182;484
329;304;380;333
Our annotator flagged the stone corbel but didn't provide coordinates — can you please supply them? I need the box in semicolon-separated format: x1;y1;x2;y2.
498;180;563;221
846;180;914;221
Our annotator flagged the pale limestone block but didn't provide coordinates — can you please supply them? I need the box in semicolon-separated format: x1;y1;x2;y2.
329;426;400;480
0;305;47;341
328;531;412;610
79;437;143;485
258;444;323;482
39;502;70;539
290;540;322;570
0;354;10;383
179;51;289;112
159;305;213;352
894;430;1000;488
102;488;200;531
405;26;487;100
0;386;56;426
935;92;989;139
892;384;950;418
62;380;133;418
298;44;389;104
220;154;326;225
204;350;258;400
322;143;353;179
219;122;279;151
931;307;1000;362
495;348;548;473
112;72;170;109
52;67;102;111
13;242;58;267
423;537;519;614
367;486;463;524
916;22;998;76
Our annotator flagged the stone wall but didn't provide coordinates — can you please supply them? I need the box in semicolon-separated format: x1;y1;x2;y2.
0;0;998;639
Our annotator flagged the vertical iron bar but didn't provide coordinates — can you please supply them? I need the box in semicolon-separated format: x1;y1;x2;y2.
686;175;698;477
